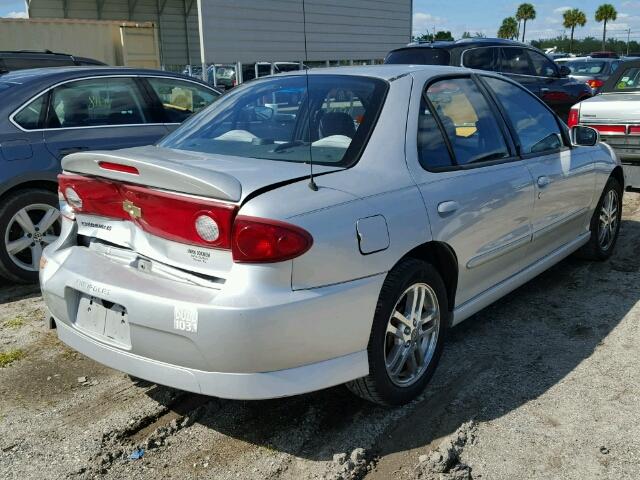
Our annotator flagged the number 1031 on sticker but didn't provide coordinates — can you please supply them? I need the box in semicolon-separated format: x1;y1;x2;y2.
173;305;198;333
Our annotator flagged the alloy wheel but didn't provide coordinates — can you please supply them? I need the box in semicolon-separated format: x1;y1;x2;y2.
598;189;619;251
4;204;60;272
384;282;440;387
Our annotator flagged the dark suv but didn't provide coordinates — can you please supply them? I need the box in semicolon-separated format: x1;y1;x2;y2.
0;50;105;73
385;38;592;120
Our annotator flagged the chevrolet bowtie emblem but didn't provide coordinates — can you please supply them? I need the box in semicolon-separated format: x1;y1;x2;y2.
122;200;142;219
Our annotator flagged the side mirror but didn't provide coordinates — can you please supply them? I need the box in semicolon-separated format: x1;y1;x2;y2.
571;125;599;146
558;65;571;77
254;105;274;120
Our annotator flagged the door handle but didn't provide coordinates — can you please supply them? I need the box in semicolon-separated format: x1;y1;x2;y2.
537;176;551;188
58;146;89;157
540;87;550;93
437;201;459;216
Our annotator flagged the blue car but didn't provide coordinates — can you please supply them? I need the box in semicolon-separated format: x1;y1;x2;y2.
0;67;220;282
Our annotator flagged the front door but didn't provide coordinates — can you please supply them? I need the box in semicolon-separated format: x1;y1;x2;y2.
481;75;595;257
42;76;168;160
406;75;535;307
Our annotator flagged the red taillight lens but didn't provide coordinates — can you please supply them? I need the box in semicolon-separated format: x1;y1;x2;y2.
568;106;580;128
57;174;237;249
629;126;640;135
232;216;313;263
586;79;604;89
590;124;627;135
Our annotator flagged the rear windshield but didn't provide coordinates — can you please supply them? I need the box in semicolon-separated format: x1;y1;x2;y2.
160;74;388;167
384;48;450;65
607;66;640;92
566;61;606;74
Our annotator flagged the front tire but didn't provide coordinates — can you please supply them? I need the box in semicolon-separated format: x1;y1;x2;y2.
0;189;61;283
577;177;622;261
346;259;448;406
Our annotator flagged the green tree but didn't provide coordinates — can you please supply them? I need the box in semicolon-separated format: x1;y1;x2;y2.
498;17;519;40
595;4;617;51
516;3;536;42
434;30;454;41
462;31;472;38
563;8;587;53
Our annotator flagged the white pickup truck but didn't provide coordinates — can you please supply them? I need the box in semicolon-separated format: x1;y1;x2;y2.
569;60;640;189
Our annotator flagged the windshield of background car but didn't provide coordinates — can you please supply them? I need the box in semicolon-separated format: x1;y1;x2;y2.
384;48;450;65
566;61;606;74
159;74;388;167
605;66;640;92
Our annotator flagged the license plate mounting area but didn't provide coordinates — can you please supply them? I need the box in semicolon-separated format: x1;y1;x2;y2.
74;294;131;349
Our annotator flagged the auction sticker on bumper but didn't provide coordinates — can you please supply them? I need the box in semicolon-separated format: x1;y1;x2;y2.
174;305;198;333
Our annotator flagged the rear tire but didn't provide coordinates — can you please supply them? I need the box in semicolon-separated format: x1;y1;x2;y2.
0;189;60;284
576;177;622;261
346;258;448;406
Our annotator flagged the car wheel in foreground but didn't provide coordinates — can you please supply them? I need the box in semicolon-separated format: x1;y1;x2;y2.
0;189;60;283
577;177;622;261
347;258;448;406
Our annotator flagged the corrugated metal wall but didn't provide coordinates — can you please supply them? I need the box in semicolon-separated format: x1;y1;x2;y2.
198;0;412;63
28;0;412;66
28;0;200;67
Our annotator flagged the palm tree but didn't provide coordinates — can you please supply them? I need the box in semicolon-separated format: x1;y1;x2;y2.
595;4;617;51
563;8;587;53
498;17;519;40
516;3;536;42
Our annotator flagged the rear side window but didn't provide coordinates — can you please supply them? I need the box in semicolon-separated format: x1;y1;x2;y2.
425;78;509;166
384;48;450;65
146;77;219;123
417;96;453;169
484;77;563;154
14;95;46;130
501;48;534;76
462;47;499;71
48;77;150;128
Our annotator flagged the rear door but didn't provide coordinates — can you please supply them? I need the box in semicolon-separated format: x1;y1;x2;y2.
482;75;595;257
406;74;535;307
43;76;168;160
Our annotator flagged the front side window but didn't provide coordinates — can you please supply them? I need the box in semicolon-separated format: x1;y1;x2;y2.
425;77;510;166
160;74;388;166
14;95;46;130
48;77;149;128
146;77;219;123
528;51;557;77
484;77;563;154
501;48;534;76
463;47;499;71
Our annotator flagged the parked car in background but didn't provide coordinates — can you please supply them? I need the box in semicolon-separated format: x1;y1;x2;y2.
384;38;593;120
564;57;622;93
41;65;622;406
590;51;619;59
0;67;220;282
0;50;105;73
569;60;640;189
184;62;306;89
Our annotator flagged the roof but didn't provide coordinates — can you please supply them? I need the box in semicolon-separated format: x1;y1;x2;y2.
0;66;211;87
396;37;529;51
277;64;469;81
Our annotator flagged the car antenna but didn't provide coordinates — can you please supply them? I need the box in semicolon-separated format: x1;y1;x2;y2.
302;0;318;191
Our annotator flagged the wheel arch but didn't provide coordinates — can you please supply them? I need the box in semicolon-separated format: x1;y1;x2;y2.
0;180;58;204
400;241;458;313
610;165;624;190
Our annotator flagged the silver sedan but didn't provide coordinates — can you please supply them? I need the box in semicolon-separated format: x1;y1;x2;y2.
40;65;623;405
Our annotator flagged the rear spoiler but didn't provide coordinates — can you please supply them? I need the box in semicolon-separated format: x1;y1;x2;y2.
62;150;242;202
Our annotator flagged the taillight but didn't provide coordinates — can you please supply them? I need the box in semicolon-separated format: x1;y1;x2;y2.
568;105;580;128
98;161;139;175
232;216;313;263
57;174;237;249
586;79;604;89
590;124;626;135
629;126;640;135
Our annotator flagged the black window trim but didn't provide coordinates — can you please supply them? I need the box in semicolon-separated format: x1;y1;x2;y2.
476;73;572;159
418;73;520;173
9;74;219;132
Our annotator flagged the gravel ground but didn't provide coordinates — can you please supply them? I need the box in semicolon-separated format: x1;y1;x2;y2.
1;194;639;480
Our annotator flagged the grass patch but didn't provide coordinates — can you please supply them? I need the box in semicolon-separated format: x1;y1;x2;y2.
3;317;24;329
0;349;25;367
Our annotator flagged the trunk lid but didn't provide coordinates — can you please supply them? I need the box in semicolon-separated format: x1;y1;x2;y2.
579;93;640;123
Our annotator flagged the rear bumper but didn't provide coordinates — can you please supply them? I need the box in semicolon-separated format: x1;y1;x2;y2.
40;245;384;399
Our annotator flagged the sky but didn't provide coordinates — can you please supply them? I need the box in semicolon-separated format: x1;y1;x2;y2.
1;0;639;42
